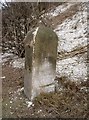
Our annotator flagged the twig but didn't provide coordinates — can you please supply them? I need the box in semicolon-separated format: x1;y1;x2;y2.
58;44;88;60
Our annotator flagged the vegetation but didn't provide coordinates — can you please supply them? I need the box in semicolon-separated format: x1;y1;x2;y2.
1;2;60;57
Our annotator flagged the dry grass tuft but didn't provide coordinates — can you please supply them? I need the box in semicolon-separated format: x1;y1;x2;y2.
33;78;88;118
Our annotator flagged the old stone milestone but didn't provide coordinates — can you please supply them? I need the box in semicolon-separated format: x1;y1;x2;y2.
24;25;58;100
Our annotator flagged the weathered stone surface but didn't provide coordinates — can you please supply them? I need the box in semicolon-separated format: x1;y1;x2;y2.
24;25;58;100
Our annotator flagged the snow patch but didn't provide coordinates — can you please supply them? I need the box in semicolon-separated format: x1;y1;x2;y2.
56;54;87;81
54;4;87;81
54;10;87;52
11;58;25;68
46;3;74;18
0;53;14;63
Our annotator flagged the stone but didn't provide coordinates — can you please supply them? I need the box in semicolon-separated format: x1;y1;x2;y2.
24;25;58;100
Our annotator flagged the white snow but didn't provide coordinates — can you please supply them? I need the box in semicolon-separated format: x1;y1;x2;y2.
0;53;14;63
11;58;25;68
0;52;25;69
54;3;87;81
0;51;25;69
56;54;87;81
0;52;24;68
54;10;87;52
47;3;73;18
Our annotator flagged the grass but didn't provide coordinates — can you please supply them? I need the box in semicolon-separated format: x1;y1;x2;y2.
33;77;88;118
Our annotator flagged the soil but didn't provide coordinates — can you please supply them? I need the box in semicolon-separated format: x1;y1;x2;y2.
2;60;88;118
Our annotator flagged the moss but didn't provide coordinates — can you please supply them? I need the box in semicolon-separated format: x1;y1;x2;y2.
24;25;58;71
34;25;58;68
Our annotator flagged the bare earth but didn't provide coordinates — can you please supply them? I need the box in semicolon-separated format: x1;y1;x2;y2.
2;60;88;118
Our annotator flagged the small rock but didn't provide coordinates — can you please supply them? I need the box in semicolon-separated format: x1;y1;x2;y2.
10;101;12;104
9;92;12;94
10;112;14;115
26;101;33;108
20;97;22;100
37;109;42;113
1;76;5;79
32;104;34;107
